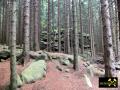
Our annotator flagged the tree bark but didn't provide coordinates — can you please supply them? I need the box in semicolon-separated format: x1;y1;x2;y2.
58;0;61;52
79;0;84;54
0;1;2;44
109;0;117;59
10;0;17;89
1;0;7;44
29;0;34;50
47;0;51;52
23;0;30;64
66;0;71;54
34;0;40;51
117;0;120;40
115;0;119;61
19;0;24;46
51;0;55;52
100;0;116;77
72;0;79;70
88;0;95;60
64;0;70;54
6;0;11;46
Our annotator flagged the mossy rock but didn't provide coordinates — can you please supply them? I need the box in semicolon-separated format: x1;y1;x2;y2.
0;51;10;61
51;55;58;59
59;59;71;66
20;60;46;84
29;51;49;61
17;75;23;87
36;53;48;60
16;49;23;56
67;55;83;63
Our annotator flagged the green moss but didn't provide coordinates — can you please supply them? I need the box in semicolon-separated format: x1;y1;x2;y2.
20;60;46;84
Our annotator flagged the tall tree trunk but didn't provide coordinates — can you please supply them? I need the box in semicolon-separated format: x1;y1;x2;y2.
23;0;30;64
19;0;24;46
30;0;34;50
63;0;66;53
100;0;116;77
0;1;2;43
19;0;24;47
115;0;119;61
66;0;71;54
69;0;73;54
98;6;104;53
47;0;51;52
1;0;7;44
10;0;17;89
4;0;8;44
17;0;22;46
51;0;55;52
6;0;11;45
117;0;120;40
38;0;41;50
64;0;70;54
58;0;61;52
34;0;40;51
72;0;79;70
88;0;95;60
109;0;117;59
79;0;84;54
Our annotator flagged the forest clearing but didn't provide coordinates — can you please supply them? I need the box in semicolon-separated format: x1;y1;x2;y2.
0;0;120;90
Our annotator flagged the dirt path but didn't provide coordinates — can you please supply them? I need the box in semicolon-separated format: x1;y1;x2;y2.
0;61;119;90
21;61;115;90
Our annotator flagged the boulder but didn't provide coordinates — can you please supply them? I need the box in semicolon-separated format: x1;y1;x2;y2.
59;59;71;66
29;51;40;59
29;51;49;61
85;63;105;77
115;64;120;70
20;60;46;84
16;49;23;56
17;75;23;87
0;51;10;61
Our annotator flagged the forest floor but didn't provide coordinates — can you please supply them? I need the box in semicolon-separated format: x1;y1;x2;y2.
0;59;120;90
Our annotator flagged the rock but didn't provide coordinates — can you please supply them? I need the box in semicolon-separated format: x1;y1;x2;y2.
29;51;40;59
2;45;9;50
66;55;73;62
56;65;64;71
82;51;91;59
60;59;71;66
17;75;23;87
115;64;120;70
51;55;58;59
16;49;23;56
67;55;83;63
114;62;120;70
20;60;46;84
85;63;105;77
36;53;48;60
86;65;94;77
65;69;70;73
83;61;90;67
84;74;92;88
29;51;49;61
94;56;104;64
92;67;105;76
0;51;10;62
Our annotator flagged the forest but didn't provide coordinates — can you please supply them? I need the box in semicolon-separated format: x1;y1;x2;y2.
0;0;120;90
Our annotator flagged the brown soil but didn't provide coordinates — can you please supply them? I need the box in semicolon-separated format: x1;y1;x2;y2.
0;60;119;90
